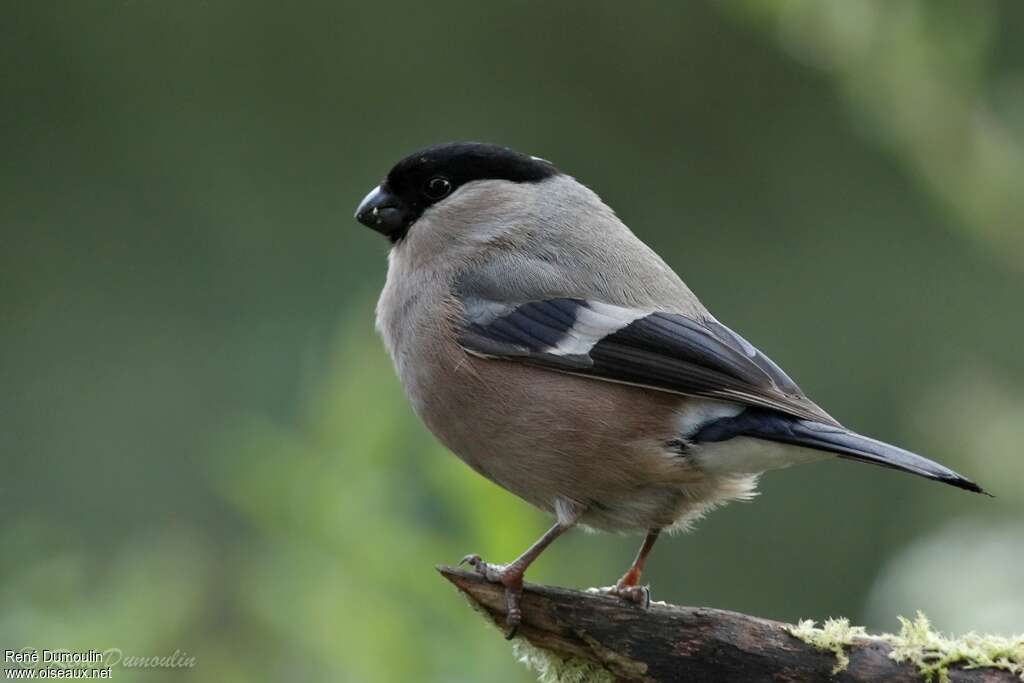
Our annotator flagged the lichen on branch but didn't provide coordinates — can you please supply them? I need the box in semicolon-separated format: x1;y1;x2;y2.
788;612;1024;682
441;566;1024;682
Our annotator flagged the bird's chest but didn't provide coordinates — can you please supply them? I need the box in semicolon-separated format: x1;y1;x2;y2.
376;271;483;454
374;264;715;529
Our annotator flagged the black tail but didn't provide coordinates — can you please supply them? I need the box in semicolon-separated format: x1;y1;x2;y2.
694;408;988;494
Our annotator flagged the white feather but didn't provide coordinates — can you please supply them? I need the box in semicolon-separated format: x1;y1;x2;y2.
548;302;647;356
675;400;745;437
693;436;826;474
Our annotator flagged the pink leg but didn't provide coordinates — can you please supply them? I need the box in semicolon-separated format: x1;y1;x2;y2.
609;528;661;607
460;512;580;638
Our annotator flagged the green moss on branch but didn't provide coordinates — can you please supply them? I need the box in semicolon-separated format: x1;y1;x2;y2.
788;613;1024;682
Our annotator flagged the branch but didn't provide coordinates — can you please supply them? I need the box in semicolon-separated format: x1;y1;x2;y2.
439;566;1021;682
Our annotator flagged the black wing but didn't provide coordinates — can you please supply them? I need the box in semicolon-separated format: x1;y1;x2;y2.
458;298;837;425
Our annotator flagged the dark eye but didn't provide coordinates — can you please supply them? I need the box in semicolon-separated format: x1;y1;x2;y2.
424;176;452;199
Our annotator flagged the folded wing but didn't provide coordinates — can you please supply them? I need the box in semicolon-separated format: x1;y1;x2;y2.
458;297;837;425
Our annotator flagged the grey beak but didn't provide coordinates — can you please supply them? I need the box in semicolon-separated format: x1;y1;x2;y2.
354;185;408;238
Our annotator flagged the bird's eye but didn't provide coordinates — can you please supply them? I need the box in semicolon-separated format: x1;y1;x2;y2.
424;176;452;199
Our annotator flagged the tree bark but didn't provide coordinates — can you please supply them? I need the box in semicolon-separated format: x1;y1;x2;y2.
438;566;1017;682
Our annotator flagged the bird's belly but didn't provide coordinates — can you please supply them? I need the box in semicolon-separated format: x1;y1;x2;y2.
404;345;752;532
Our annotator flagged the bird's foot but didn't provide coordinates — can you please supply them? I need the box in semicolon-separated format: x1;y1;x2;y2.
459;554;525;639
459;554;508;582
604;582;652;609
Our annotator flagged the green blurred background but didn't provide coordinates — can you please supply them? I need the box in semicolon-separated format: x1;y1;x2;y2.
3;1;1023;681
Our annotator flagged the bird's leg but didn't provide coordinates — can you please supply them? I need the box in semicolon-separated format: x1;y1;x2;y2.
608;528;661;607
459;511;580;639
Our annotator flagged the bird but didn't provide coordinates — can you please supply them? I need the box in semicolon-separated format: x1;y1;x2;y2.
354;141;986;638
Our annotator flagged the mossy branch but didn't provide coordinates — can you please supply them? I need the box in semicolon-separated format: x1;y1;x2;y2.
439;566;1023;683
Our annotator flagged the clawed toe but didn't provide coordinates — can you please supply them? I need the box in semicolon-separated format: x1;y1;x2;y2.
459;553;484;571
459;553;506;583
458;553;524;638
503;597;522;639
607;583;652;609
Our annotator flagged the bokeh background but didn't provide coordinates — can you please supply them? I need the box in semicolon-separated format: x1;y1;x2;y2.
3;1;1023;681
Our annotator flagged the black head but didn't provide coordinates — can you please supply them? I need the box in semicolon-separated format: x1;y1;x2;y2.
354;142;559;242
